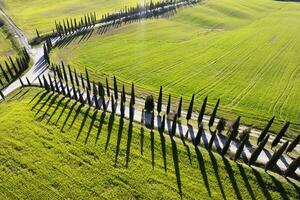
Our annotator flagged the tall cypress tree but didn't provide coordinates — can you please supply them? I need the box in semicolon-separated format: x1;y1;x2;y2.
122;84;126;103
48;74;55;91
131;82;135;105
0;64;9;82
106;77;110;97
221;116;241;156
208;130;217;151
85;68;91;91
177;96;182;118
160;115;165;133
0;90;5;100
284;156;300;177
265;141;289;172
43;75;50;91
186;94;195;121
271;122;290;148
74;69;80;87
234;132;249;161
166;94;171;115
68;65;74;86
113;76;118;100
257;117;275;145
157;86;162;113
286;135;300;153
111;95;115;113
61;62;68;82
80;73;85;88
171;114;177;137
5;60;14;79
248;134;270;166
38;76;43;87
208;99;220;131
86;88;92;106
194;124;204;146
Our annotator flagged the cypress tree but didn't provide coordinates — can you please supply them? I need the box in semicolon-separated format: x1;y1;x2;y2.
79;89;84;104
186;94;195;121
122;84;126;103
106;77;110;97
160;115;166;133
150;111;155;130
111;95;115;113
5;60;14;79
0;77;3;86
61;62;68;82
43;44;50;64
43;75;50;91
271;122;290;148
36;29;40;38
9;57;18;75
120;101;125;118
265;141;289;172
26;77;30;86
48;74;55;91
171;114;177;137
234;133;249;161
208;130;217;151
221;116;240;156
131;82;135;105
257;117;275;145
98;82;104;97
194;124;204;146
177;96;182;118
102;95;106;110
166;94;171;115
157;86;162;113
85;68;91;91
86;89;92;106
129;102;134;122
72;83;78;101
0;90;4;100
0;64;10;82
54;76;60;93
66;83;71;97
208;99;220;130
113;76;118;100
216;118;226;135
248;134;270;166
286;135;300;153
80;73;85;88
68;65;74;86
74;69;80;87
93;82;99;109
38;76;43;87
284;156;300;178
19;77;24;87
59;77;66;96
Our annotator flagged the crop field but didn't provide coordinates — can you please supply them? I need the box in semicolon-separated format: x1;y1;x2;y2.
0;0;155;38
50;0;300;137
0;88;298;199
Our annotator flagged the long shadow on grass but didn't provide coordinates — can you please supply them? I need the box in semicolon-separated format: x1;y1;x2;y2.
222;157;242;200
252;168;272;200
194;146;211;197
95;111;106;144
40;93;60;119
34;92;55;117
171;137;182;196
30;90;47;106
105;112;115;151
55;98;71;125
125;121;133;168
208;151;227;200
47;96;66;123
151;130;155;169
114;118;124;166
85;110;98;144
159;129;167;172
237;165;256;200
76;107;91;140
270;175;289;200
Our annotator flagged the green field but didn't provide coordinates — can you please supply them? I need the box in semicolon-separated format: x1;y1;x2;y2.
0;18;18;62
0;0;153;38
50;0;300;137
0;88;299;199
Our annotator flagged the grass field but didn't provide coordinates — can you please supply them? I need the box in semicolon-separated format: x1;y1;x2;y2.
50;0;300;137
0;0;155;38
0;18;18;62
0;88;299;199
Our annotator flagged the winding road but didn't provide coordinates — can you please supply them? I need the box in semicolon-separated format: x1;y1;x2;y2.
0;5;299;177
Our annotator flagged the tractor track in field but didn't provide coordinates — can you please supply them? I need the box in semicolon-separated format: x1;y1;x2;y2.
228;32;296;108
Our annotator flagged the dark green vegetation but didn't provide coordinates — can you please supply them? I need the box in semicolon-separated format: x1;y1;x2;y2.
0;88;299;199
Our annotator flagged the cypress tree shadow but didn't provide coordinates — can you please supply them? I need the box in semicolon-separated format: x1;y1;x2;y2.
31;91;49;110
95;112;106;144
237;165;256;200
180;132;192;165
68;103;83;129
252;168;272;200
194;146;211;197
270;176;289;200
105;112;115;151
159;130;167;172
114;118;124;166
85;110;98;144
76;107;91;140
187;124;196;142
47;96;66;123
9;88;30;100
55;98;71;125
208;151;227;200
35;92;55;117
29;90;45;105
171;138;182;196
125;121;133;168
140;126;144;155
151;130;155;169
222;157;242;200
41;93;60;119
